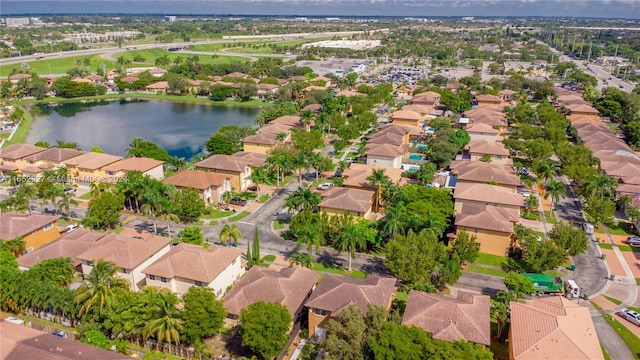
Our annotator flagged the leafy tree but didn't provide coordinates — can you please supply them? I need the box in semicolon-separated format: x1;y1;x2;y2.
179;226;204;245
125;137;171;162
174;189;206;221
504;272;536;298
435;253;462;289
415;162;437;185
205;134;236;155
289;252;314;268
81;329;110;349
284;187;321;213
75;260;130;318
583;196;616;225
491;290;515;339
549;221;588;257
239;301;292;360
0;236;26;257
323;305;367;360
543;180;566;215
520;236;564;273
449;129;470;149
451;230;480;265
90;146;104;153
219;224;242;247
182;287;226;344
291;129;324;154
83;191;125;230
0;250;18;270
385;230;446;285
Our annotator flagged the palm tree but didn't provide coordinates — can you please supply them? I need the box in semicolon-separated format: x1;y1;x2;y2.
366;169;390;213
544;180;566;216
284;187;321;214
116;56;131;70
142;292;183;347
535;160;557;185
583;173;617;199
141;203;160;234
380;204;407;237
169;156;187;172
1;236;26;257
160;212;180;238
74;260;129;317
289;252;314;268
126;137;144;158
333;221;367;272
90;182;111;200
219;224;242;247
526;195;539;216
296;220;324;257
249;166;272;191
300;110;316;132
56;193;78;218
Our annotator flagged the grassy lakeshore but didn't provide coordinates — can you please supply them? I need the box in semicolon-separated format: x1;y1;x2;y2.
17;93;268;108
2;104;33;147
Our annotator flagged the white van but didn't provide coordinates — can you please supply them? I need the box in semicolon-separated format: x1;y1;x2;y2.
582;223;594;235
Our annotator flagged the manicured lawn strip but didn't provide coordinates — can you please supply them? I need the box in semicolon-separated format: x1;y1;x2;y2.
603;295;623;306
228;211;249;222
465;265;507;278
603;314;640;360
77;192;92;200
3;104;33;146
262;254;276;262
19;93;266;108
591;301;603;311
473;253;505;267
202;209;236;219
618;245;640;252
259;194;270;203
600;243;614;250
602;345;612;360
0;54;106;77
636;278;640;286
520;211;540;221
273;219;285;230
313;263;367;279
191;220;204;226
629;306;640;313
189;44;227;52
605;221;636;236
115;48;248;65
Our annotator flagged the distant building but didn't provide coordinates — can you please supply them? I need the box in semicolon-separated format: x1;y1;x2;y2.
4;17;31;27
165;16;177;23
301;40;381;50
295;58;369;77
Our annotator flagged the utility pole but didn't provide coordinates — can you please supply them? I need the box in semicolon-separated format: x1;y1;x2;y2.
579;39;585;59
572;35;577;53
612;44;619;74
587;41;593;62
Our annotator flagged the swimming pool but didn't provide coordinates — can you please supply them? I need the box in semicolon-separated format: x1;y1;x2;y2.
414;144;428;150
408;154;424;161
403;165;419;173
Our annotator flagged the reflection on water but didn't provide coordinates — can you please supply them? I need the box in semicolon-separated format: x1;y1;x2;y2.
27;100;261;159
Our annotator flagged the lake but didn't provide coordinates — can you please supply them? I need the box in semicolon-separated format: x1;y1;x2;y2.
27;99;261;159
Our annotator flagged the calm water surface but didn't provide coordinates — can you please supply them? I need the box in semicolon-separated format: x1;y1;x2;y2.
27;99;261;159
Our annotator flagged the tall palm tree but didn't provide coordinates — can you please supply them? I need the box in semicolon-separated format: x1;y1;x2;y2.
160;212;180;238
141;203;161;234
583;173;617;199
289;252;314;268
126;137;144;158
333;221;367;272
249;166;272;191
535;160;557;185
169;156;187;172
380;204;408;237
300;110;316;132
284;187;321;214
74;260;129;317
544;180;566;216
296;220;324;257
366;169;390;213
56;193;78;218
219;224;242;247
90;182;112;200
142;292;183;347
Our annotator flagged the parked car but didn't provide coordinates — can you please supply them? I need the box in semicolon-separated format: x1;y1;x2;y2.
247;185;259;192
345;158;355;164
317;182;332;191
230;197;247;206
627;236;640;246
63;187;76;195
582;222;595;235
620;309;640;326
65;224;79;233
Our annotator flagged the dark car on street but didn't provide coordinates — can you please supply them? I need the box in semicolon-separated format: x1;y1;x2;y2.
230;197;247;206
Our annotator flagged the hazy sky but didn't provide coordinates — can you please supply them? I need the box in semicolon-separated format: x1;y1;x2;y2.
3;0;640;18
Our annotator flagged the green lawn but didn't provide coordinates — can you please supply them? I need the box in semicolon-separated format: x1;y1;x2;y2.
618;245;640;252
2;104;32;146
472;253;532;273
604;295;623;305
637;278;640;286
465;265;508;278
606;221;636;236
262;254;276;263
189;44;227;52
0;54;106;77
395;290;409;302
19;93;267;108
259;194;270;203
600;243;614;250
603;345;612;360
202;209;235;219
591;301;604;311
603;314;640;360
520;211;540;221
313;263;367;279
117;48;249;66
78;191;92;200
228;211;249;222
273;219;285;230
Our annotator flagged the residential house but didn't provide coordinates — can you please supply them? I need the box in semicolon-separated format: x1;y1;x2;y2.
77;233;172;291
119;75;139;83
402;104;436;121
509;297;603;360
62;152;123;187
224;266;319;319
451;161;520;191
342;163;405;193
366;143;406;169
566;103;600;121
305;274;397;338
454;182;524;213
318;187;376;219
164;170;232;205
1;320;130;360
195;152;267;192
498;89;517;102
391;109;422;127
17;229;107;272
21;148;84;176
103;157;165;179
402;290;490;346
256;83;279;98
8;73;31;84
464;140;511;165
0;144;47;175
412;91;441;107
0;213;62;253
475;94;502;107
226;72;249;79
302;103;322;113
145;81;170;92
142;243;244;297
464;122;500;141
455;203;518;256
242;132;280;154
270;115;304;129
148;68;167;77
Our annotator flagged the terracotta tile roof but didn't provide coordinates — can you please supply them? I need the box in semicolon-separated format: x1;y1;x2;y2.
302;103;322;112
413;91;441;100
38;163;55;170
391;109;421;121
19;165;42;174
0;163;19;171
365;143;406;158
305;274;397;315
584;137;632;153
303;85;326;92
0;144;47;161
232;151;269;167
143;243;242;283
467;139;510;156
342;164;405;189
476;94;502;102
566;103;599;114
510;297;603;360
23;148;84;162
77;233;172;269
1;320;130;360
468;114;507;127
336;90;362;97
258;123;294;135
227;72;249;78
378;123;419;136
319;187;374;213
402;290;490;345
196;154;251;172
455;203;517;233
311;76;332;82
145;81;169;90
290;75;308;81
602;162;640;179
72;77;92;83
8;73;31;80
148;68;167;75
242;132;279;145
454;182;524;207
164;170;229;190
62;152;122;170
270;115;303;127
367;132;405;146
0;213;60;240
402;104;435;115
120;75;139;83
465;122;500;135
17;229;106;269
257;83;278;90
224;266;319;317
454;162;520;186
464;106;505;118
498;89;517;96
103;157;163;173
